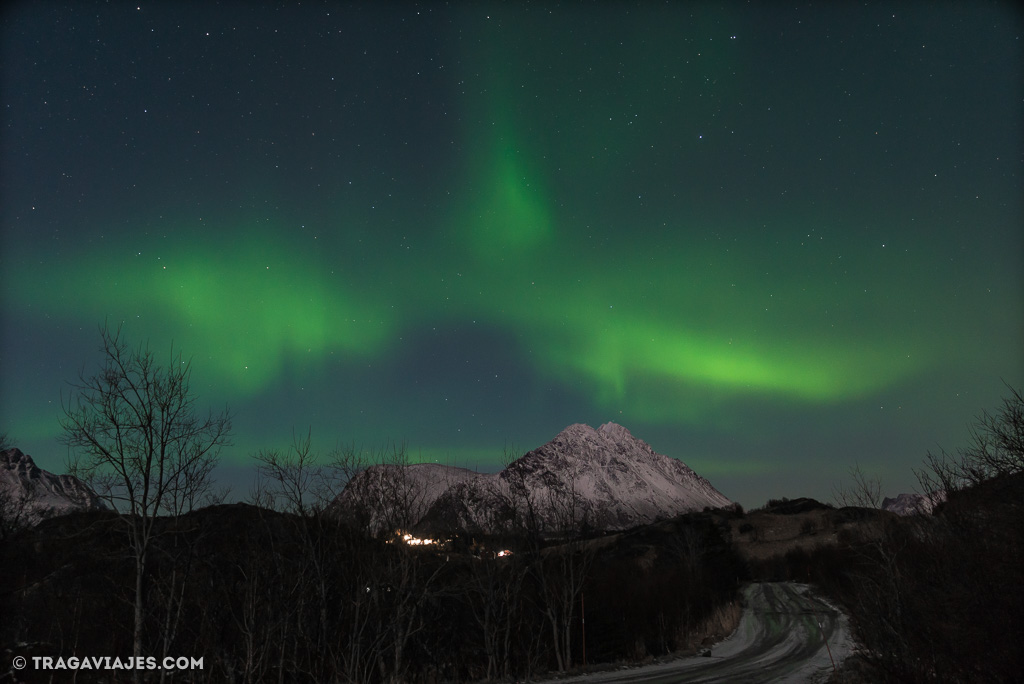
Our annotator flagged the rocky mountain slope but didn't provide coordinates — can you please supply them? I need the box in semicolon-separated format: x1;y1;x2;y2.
881;491;945;515
333;422;733;535
329;461;483;533
0;448;106;526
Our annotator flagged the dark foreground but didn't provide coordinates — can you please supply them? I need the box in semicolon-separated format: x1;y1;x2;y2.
555;582;850;684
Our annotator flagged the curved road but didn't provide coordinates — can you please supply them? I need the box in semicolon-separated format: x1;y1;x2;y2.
559;582;853;684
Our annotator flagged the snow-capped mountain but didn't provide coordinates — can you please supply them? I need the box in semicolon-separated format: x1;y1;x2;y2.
329;461;483;533
495;422;734;530
332;422;733;535
0;448;106;525
881;491;945;516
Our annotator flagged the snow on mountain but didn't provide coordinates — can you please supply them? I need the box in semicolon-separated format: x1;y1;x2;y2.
332;422;733;535
881;491;945;516
493;422;734;531
0;448;106;525
329;461;486;534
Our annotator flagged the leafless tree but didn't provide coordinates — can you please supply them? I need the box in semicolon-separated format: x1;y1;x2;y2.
833;462;883;509
452;449;529;680
333;441;441;538
467;549;528;681
921;383;1024;495
250;431;357;681
252;428;348;517
536;474;596;672
252;435;459;683
60;324;231;676
0;486;30;541
349;445;451;683
499;449;595;673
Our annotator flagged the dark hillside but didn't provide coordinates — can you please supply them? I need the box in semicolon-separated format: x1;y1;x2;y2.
0;503;744;683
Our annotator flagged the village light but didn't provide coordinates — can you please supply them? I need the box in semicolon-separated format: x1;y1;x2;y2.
396;531;437;546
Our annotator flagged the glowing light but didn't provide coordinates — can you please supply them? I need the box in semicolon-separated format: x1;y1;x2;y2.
398;532;439;546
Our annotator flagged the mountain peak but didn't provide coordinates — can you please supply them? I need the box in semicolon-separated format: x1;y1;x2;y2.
1;448;106;525
336;422;734;535
2;447;39;473
597;421;633;443
552;422;597;441
507;422;732;529
550;422;643;457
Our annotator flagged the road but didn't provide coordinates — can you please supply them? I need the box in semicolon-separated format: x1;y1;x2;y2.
557;582;853;684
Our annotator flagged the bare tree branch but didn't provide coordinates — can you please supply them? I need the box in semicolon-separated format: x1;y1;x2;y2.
918;383;1024;496
59;323;231;674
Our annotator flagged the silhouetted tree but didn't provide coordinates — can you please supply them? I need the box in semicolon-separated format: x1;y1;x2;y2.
833;463;883;509
0;485;30;541
832;386;1024;683
922;383;1024;494
60;324;231;678
500;457;595;673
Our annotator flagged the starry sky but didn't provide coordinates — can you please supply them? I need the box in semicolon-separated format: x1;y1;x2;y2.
2;2;1022;507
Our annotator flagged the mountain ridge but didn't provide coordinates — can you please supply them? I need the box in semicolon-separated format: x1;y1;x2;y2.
333;422;733;535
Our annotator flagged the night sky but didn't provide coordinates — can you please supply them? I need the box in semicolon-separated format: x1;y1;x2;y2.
2;2;1021;507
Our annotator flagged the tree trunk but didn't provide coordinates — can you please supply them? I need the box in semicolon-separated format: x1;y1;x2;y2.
133;548;146;684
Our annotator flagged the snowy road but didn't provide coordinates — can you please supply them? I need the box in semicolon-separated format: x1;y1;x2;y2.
557;582;853;684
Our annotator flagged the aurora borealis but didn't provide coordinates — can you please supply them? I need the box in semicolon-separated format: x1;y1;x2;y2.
2;3;1021;506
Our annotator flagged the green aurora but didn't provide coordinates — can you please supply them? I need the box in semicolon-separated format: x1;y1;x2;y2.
1;3;1021;505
